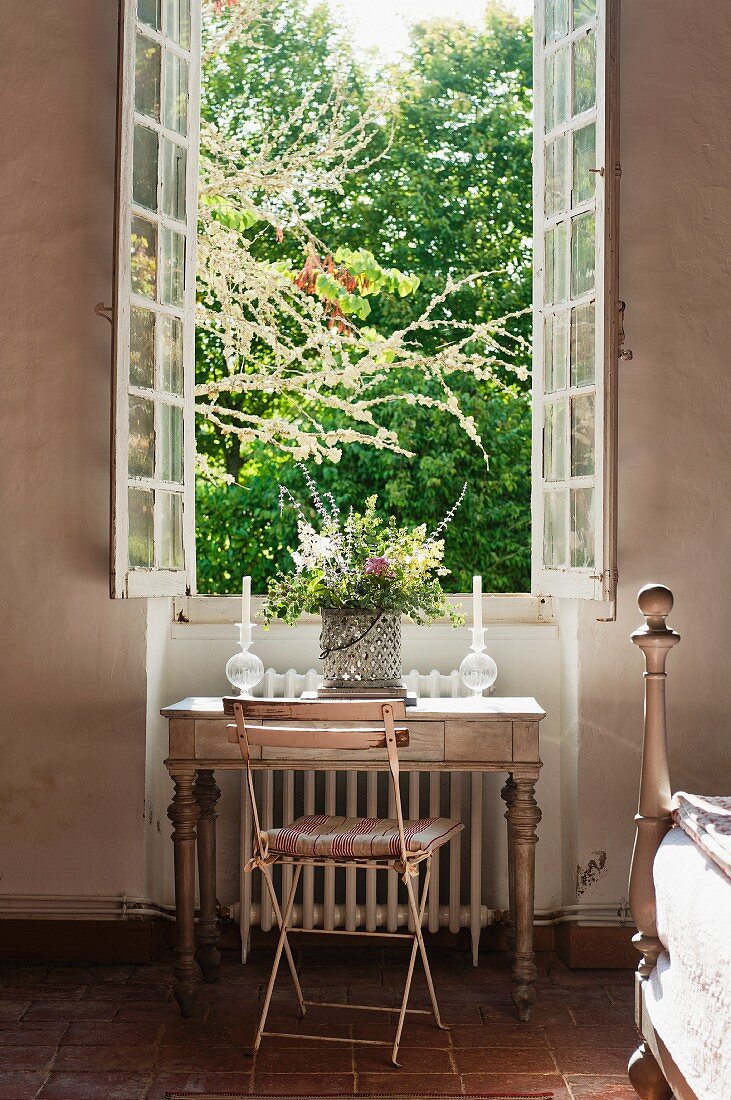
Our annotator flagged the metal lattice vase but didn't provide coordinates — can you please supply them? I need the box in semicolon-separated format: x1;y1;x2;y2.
318;607;405;698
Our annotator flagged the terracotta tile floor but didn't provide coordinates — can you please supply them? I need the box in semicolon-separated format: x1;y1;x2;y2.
0;947;639;1100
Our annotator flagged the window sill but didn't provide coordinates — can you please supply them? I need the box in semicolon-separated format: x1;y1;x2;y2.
171;593;556;642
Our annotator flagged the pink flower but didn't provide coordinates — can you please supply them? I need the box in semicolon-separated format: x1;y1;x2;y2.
364;556;394;578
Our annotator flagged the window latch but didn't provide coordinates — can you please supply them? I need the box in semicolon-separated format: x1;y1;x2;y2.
94;301;113;326
618;301;633;361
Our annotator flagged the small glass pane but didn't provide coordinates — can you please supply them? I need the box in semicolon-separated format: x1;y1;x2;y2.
137;0;160;29
571;211;595;298
545;311;569;393
162;50;188;136
544;489;567;567
161;138;186;221
571;486;595;567
130;216;157;299
544;46;569;133
132;124;158;211
159;403;184;483
544;400;567;482
158;490;185;569
129;395;155;478
130;307;155;389
135;33;161;121
160;227;185;306
128;487;154;568
545;0;569;43
545;221;569;305
545;134;568;218
571;392;595;476
164;0;191;48
160;315;184;394
573;0;596;30
572;122;596;206
573;30;596;116
571;302;595;386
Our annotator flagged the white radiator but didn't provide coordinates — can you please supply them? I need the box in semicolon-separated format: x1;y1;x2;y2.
237;669;491;965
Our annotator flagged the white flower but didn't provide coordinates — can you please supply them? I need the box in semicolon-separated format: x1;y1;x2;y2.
312;535;337;559
296;522;338;568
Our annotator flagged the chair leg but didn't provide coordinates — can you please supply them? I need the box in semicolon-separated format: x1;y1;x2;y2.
259;863;306;1016
404;867;448;1033
253;864;304;1054
391;859;440;1067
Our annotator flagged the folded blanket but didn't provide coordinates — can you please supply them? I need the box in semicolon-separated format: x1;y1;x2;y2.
672;792;731;879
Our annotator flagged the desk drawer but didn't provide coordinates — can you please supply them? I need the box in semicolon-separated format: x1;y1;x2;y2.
445;720;512;762
194;720;262;760
260;719;444;763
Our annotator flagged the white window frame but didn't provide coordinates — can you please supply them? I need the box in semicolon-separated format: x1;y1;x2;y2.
111;0;201;598
109;0;619;605
531;0;619;602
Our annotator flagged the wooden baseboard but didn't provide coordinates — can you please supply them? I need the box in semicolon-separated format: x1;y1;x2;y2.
0;917;634;968
0;919;172;965
555;922;637;968
479;923;555;953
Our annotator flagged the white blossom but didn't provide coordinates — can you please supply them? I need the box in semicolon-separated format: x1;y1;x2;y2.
196;0;531;473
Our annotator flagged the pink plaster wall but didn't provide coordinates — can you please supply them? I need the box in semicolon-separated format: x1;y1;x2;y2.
0;1;149;895
573;0;731;907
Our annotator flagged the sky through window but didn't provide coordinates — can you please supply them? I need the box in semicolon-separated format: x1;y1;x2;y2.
329;0;532;64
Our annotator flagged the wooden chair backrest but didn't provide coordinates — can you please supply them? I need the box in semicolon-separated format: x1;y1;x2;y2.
224;697;409;752
223;698;407;722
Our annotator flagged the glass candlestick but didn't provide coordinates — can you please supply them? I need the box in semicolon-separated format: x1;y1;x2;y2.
225;622;264;697
459;626;498;697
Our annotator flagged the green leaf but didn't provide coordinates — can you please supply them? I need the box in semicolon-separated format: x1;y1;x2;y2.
201;193;260;231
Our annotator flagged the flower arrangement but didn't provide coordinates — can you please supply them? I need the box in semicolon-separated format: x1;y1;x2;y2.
260;467;467;627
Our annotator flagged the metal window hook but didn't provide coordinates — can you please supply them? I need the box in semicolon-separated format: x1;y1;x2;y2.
618;300;633;361
94;302;113;326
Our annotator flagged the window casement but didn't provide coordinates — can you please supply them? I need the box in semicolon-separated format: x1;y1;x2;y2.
531;0;619;601
110;0;619;602
111;0;201;597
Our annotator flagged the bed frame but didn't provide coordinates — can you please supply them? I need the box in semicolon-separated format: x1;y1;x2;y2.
628;584;698;1100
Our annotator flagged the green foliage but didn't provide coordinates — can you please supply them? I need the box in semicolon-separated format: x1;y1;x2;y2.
196;0;533;594
332;248;421;298
200;193;260;231
339;8;533;347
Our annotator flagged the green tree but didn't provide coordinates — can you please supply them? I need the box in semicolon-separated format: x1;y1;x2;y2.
196;1;533;595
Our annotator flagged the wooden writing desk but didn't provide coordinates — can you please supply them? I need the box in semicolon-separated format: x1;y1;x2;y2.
162;696;545;1021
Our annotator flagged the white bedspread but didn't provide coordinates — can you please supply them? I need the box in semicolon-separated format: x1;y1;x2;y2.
673;792;731;878
647;827;731;1100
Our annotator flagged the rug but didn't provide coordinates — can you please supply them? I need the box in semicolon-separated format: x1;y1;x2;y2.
166;1092;554;1099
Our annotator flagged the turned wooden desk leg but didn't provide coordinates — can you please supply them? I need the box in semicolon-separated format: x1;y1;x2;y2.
500;774;517;962
194;769;222;983
168;771;200;1017
508;776;541;1021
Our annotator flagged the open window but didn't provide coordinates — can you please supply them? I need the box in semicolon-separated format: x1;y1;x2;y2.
531;0;619;601
111;0;201;597
110;0;618;603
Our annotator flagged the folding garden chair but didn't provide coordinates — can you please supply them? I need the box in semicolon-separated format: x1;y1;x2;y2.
227;697;464;1066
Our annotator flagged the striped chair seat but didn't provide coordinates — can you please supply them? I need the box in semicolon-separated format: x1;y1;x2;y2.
262;814;464;860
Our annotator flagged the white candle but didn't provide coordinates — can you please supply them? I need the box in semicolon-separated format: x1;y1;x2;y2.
472;575;482;633
241;575;251;628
